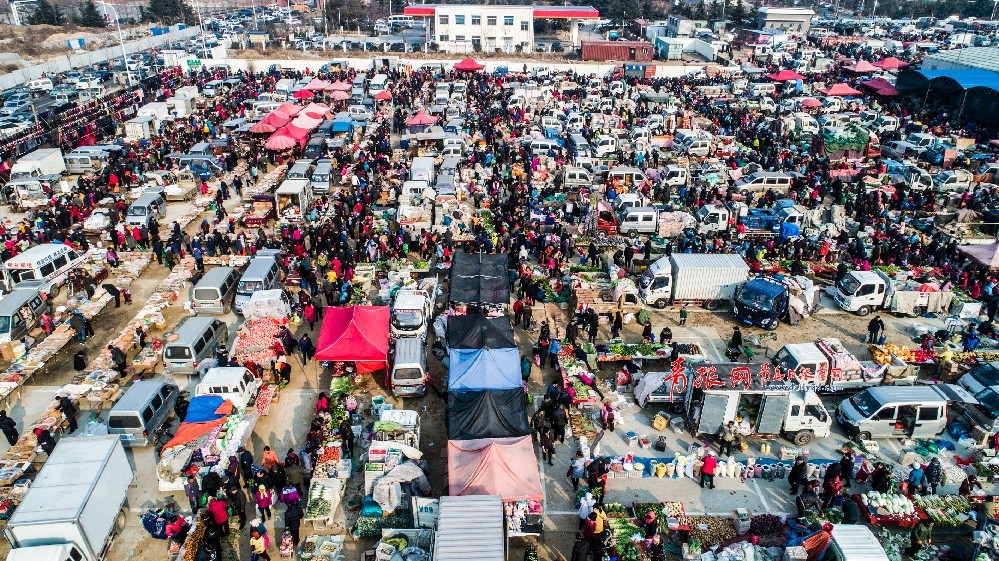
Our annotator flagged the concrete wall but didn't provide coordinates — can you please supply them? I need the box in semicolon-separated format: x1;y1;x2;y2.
0;26;200;91
200;56;708;78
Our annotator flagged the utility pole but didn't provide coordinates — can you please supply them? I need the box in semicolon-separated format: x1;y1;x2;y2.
97;1;131;88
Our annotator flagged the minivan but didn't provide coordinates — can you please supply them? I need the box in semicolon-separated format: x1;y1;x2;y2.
304;136;325;160
234;257;280;314
563;167;592;189
958;362;999;395
391;336;428;397
348;105;373;121
126;192;166;228
65;150;110;174
311;160;333;193
835;384;974;440
617;207;659;235
26;79;53;94
203;80;224;97
196;367;258;409
107;379;179;446
0;288;46;343
734;172;793;197
287;159;314;180
164;316;229;375
191;267;239;315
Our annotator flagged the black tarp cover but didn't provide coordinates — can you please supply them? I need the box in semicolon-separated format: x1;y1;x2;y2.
449;252;510;305
447;389;529;440
447;315;516;349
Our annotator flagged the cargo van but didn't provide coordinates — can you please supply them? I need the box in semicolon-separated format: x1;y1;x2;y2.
287;159;313;180
563;167;592;188
617;207;659;235
391;336;428;397
835;384;974;440
734;172;793;197
275;78;296;97
0;288;46;343
1;243;86;295
310;160;333;193
234;257;280;314
191;267;239;315
125;192;166;228
607;167;647;187
65;150;110;174
369;74;388;96
748;82;777;97
107;379;179;447
196;367;258;409
203;80;224;97
163;317;229;375
399;180;431;205
303;136;325;160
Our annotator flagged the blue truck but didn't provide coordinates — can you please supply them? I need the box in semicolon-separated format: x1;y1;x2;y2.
733;276;790;330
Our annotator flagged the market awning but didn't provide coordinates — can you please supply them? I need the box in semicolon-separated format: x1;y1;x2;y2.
265;132;299;150
406;111;438;126
276;101;303;115
160;418;225;455
328;80;351;91
453;58;485;71
261;111;292;128
183;396;234;423
303;78;332;91
767;70;805;82
844;60;879;73
449;252;510;305
448;389;529;440
447;436;543;501
874;57;909;70
446;315;516;349
448;348;521;391
959;243;999;270
374;90;393;101
315;306;390;373
820;83;863;96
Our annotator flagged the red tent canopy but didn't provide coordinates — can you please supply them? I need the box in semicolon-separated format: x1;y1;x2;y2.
767;69;805;82
315;306;389;373
844;60;879;73
249;121;277;134
276;101;303;115
328;80;351;91
874;57;909;70
261;111;292;128
453;58;484;71
282;123;311;140
447;437;543;501
820;83;863;96
265;133;299;150
862;77;893;91
406;111;438;126
876;85;899;96
374;90;393;101
293;89;314;100
303;78;331;91
799;97;822;107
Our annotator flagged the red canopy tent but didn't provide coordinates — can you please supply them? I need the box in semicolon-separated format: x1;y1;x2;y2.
249;121;277;134
265;133;299;150
261;111;292;128
293;89;314;100
844;60;879;73
406;110;438;133
303;78;331;91
800;97;822;107
875;85;899;96
767;70;805;82
328;80;351;91
329;90;350;101
874;57;909;70
453;58;485;71
276;101;303;116
315;306;390;375
820;83;863;96
447;437;543;501
374;90;393;101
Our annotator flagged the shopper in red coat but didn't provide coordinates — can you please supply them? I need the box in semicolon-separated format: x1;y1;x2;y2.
700;450;717;489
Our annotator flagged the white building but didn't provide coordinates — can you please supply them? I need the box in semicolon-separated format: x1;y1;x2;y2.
757;7;815;34
405;4;599;54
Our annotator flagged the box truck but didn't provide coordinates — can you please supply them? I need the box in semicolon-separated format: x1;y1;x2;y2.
10;148;65;180
638;253;749;309
5;436;132;561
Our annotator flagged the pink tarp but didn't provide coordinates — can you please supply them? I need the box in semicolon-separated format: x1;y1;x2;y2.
303;78;331;91
276;101;303;116
874;57;909;70
249;121;277;134
406;111;438;126
282;123;311;140
820;83;863;96
291;114;323;129
328;80;351;91
453;58;485;71
265;133;299;150
959;243;999;270
330;90;350;101
261;111;292;128
767;70;805;82
301;103;330;118
447;436;543;501
315;306;389;374
845;60;879;73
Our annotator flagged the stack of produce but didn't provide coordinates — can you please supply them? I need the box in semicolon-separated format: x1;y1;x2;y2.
748;513;785;545
687;515;737;547
607;517;643;561
914;495;972;528
233;318;284;364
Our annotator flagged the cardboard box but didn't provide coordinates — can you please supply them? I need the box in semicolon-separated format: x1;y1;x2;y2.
0;343;13;360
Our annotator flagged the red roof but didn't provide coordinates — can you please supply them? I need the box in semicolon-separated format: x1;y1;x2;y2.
533;6;599;19
403;5;435;15
314;306;390;372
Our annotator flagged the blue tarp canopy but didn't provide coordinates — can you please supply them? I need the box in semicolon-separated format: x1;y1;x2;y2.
914;69;999;90
184;395;228;423
448;347;522;391
780;222;801;240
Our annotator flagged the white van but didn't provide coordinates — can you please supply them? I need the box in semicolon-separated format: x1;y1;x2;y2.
748;82;777;97
399;180;432;205
310;160;333;193
26;78;53;93
275;78;296;97
234;257;280;314
196;367;258;409
391;336;428;397
369;74;388;96
1;243;86;295
835;385;973;440
734;172;793;197
617;207;659;235
563;167;592;188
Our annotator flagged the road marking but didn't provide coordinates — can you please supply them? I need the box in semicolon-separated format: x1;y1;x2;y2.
750;478;772;512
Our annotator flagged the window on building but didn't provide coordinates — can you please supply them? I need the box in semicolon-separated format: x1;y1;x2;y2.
439;34;449;41
439;15;448;24
487;16;497;25
504;15;514;25
521;21;529;31
455;15;465;24
455;35;466;41
471;15;480;24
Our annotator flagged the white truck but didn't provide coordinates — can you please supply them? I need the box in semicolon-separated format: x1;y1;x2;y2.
411;156;436;184
10;148;65;180
682;363;833;445
833;270;953;317
772;338;916;391
638;253;749;309
5;436;132;561
391;277;438;339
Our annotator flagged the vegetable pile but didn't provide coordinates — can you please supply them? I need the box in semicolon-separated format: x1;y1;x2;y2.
687;515;736;547
603;503;633;518
748;514;784;538
914;495;972;528
860;491;916;517
607;518;643;561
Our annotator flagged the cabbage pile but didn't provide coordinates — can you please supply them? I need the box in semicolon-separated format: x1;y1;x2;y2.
860;491;915;516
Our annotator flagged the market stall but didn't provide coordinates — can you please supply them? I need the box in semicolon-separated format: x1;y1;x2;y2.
447;348;522;391
304;477;345;531
447;389;529;440
448;252;510;313
445;314;516;350
315;306;390;379
447;436;544;536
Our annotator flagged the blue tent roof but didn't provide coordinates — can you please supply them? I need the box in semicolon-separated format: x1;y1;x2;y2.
184;395;227;423
448;348;522;391
915;69;999;91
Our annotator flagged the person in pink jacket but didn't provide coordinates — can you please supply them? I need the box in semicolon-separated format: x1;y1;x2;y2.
255;484;274;521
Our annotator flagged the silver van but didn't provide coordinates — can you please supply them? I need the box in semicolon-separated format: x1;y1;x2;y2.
287;159;314;180
563;167;592;189
0;288;46;344
126;192;166;228
734;172;793;197
391;336;428;397
191;267;239;315
107;379;179;447
65;150;109;174
164;317;229;375
617;207;659;235
234;258;280;314
835;384;973;440
311;160;333;193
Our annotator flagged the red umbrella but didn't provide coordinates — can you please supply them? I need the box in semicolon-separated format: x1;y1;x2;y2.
293;89;314;100
265;133;298;150
453;58;484;72
799;97;822;108
249;121;277;134
873;57;909;70
820;83;863;96
767;70;805;82
374;90;393;101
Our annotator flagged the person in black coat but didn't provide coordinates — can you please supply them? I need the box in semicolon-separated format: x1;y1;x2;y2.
788;456;808;495
73;350;87;371
55;396;78;433
0;410;17;445
841;495;861;524
569;534;590;561
284;500;304;546
840;450;855;486
34;427;56;455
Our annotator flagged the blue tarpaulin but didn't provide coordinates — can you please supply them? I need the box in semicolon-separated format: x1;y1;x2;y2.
448;348;522;391
780;222;801;240
184;395;227;423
